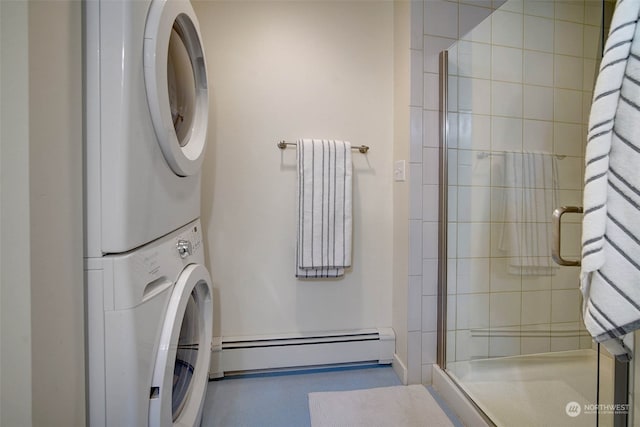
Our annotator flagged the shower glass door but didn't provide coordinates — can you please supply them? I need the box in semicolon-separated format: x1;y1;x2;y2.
440;1;622;426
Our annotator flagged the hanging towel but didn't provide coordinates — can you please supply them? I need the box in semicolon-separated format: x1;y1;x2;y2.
581;0;640;361
296;139;352;278
499;152;559;276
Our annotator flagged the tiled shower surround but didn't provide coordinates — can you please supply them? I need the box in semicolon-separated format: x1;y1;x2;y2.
408;0;606;383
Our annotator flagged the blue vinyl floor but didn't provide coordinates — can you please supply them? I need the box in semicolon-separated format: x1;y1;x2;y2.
201;364;463;426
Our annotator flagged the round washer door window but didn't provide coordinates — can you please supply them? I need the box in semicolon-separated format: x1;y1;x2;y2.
149;264;213;426
144;0;208;177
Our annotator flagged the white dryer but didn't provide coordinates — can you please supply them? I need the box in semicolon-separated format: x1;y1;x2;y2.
86;219;213;427
85;0;209;256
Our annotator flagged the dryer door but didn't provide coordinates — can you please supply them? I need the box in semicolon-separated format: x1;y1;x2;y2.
144;0;208;177
149;264;213;427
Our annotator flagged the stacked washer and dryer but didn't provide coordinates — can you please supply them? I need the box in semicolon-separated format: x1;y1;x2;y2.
84;0;213;425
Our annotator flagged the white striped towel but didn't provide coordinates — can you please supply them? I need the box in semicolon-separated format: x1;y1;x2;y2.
499;152;559;276
581;0;640;361
296;139;352;278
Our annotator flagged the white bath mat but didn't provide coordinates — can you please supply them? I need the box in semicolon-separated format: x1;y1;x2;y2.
308;385;454;427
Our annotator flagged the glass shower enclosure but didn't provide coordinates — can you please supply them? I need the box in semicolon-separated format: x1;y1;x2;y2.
436;1;628;426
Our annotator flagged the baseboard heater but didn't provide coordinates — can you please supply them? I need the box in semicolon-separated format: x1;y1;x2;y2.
211;328;395;376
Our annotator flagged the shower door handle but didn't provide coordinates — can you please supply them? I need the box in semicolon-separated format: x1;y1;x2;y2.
552;206;583;267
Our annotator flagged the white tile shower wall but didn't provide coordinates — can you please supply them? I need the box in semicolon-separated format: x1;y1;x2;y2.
410;0;601;379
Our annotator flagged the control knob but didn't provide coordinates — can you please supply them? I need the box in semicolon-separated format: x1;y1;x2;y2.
176;240;192;258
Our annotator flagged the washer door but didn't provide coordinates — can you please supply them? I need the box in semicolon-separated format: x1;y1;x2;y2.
144;0;208;177
149;264;213;427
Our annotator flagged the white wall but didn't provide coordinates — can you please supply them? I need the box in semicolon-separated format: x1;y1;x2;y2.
393;0;411;383
195;1;395;338
1;1;32;425
0;1;84;425
28;1;85;425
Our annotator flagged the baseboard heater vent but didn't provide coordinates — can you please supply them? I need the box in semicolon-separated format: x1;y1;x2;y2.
216;328;395;375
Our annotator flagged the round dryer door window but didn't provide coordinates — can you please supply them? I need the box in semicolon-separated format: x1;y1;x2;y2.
144;0;209;177
149;264;213;427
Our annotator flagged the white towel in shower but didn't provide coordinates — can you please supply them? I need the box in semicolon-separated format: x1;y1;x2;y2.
296;139;352;278
499;152;559;276
581;0;640;360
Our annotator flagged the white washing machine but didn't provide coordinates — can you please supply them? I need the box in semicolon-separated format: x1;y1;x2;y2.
86;219;213;427
85;0;209;256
